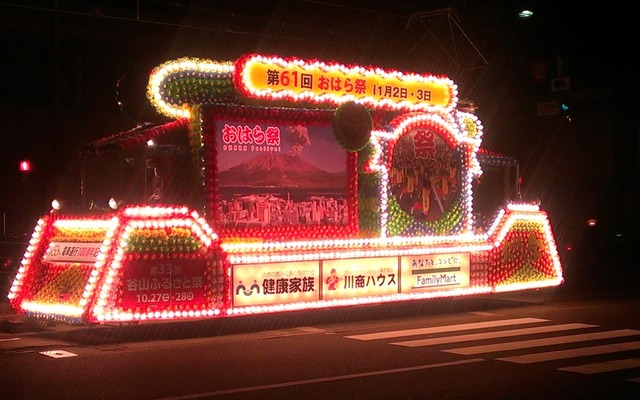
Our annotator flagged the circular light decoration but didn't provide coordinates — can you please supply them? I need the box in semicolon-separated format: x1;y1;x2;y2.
333;102;372;151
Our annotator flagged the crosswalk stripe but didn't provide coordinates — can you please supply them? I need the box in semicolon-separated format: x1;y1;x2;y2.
444;329;640;355
392;323;597;347
497;341;640;364
345;318;549;341
344;316;640;381
558;358;640;374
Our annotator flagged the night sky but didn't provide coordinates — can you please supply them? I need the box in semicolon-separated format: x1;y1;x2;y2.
1;1;638;248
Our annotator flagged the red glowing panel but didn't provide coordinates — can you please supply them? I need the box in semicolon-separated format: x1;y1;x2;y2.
120;258;207;311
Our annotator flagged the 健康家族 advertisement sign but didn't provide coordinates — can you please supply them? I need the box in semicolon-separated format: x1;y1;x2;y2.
232;261;320;307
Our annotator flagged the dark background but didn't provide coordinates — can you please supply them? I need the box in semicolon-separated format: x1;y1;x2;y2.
1;1;638;259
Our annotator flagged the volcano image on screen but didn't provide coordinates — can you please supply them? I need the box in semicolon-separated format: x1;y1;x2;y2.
219;152;345;189
216;121;349;227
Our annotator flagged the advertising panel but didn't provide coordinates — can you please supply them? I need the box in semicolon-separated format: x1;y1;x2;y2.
43;241;103;264
322;257;398;300
400;252;470;292
233;261;320;307
120;258;207;310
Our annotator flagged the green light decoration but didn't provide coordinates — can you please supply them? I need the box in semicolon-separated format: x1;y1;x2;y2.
333;102;373;151
357;196;380;236
163;75;237;105
387;196;414;236
188;105;205;190
124;228;201;253
387;196;462;236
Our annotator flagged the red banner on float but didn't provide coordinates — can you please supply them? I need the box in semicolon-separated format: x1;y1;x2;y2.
120;259;207;310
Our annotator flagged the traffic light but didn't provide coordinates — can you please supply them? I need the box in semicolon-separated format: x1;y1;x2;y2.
559;101;570;112
19;159;32;181
558;100;572;122
18;159;32;172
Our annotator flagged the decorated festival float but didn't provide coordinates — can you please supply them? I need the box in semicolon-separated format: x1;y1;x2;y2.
7;54;563;325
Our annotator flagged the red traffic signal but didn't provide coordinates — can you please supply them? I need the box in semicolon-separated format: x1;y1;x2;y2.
19;159;32;172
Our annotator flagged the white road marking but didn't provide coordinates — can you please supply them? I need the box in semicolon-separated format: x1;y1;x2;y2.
558;358;640;374
154;358;486;400
346;318;549;340
497;341;640;364
445;329;640;355
352;317;640;380
393;323;597;347
39;349;78;358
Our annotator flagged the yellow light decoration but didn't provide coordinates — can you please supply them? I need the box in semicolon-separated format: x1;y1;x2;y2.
221;233;487;255
494;278;563;292
54;218;114;229
236;54;457;112
147;58;234;119
20;302;84;317
507;202;540;212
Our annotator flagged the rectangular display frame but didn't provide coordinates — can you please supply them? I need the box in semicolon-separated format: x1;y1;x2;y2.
202;104;358;241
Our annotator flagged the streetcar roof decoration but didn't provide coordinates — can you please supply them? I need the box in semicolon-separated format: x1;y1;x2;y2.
147;54;458;119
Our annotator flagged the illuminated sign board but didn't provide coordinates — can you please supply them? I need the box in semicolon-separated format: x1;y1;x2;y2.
231;252;470;307
209;105;358;240
120;259;208;311
43;241;103;264
233;261;320;307
400;253;470;292
235;54;455;110
322;257;398;300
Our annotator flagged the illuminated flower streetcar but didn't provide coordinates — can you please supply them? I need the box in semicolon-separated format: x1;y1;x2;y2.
7;54;563;325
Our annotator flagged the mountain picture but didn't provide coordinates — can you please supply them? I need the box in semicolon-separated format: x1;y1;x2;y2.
218;152;346;189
